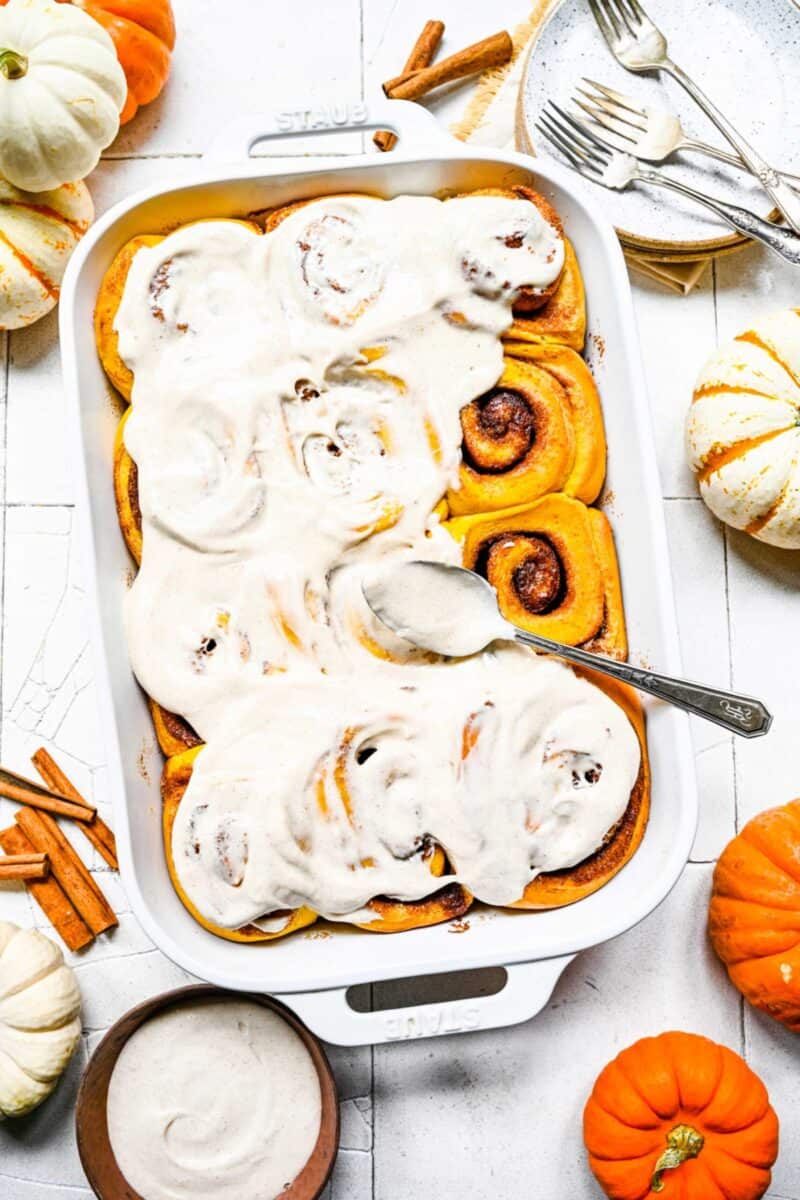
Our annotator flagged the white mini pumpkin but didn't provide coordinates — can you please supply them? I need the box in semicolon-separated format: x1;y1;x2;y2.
0;176;94;329
0;0;126;192
0;921;82;1119
686;308;800;549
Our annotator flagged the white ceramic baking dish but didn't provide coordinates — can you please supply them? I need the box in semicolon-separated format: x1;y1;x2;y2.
60;99;697;1045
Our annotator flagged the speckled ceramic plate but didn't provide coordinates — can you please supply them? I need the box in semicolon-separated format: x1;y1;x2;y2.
520;0;800;251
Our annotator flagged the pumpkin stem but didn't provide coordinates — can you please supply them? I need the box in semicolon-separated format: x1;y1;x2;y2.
0;49;28;80
651;1124;704;1193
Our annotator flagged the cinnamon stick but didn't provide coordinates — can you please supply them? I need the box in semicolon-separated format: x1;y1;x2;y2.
0;772;96;823
383;31;512;101
15;807;117;937
0;853;50;882
31;748;118;871
0;825;93;951
375;20;445;152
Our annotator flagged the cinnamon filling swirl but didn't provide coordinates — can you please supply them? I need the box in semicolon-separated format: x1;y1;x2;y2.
461;388;535;473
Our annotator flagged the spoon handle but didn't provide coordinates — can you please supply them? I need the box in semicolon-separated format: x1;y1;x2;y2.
512;631;771;738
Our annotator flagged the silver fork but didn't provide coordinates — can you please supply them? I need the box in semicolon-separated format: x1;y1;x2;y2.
588;0;800;234
575;79;800;189
537;103;800;265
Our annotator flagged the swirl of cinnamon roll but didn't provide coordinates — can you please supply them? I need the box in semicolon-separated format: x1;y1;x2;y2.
133;220;263;338
295;207;386;326
460;388;536;473
453;660;640;899
447;186;565;308
485;534;565;616
448;348;606;515
445;494;628;658
125;399;266;553
170;701;466;930
296;408;403;544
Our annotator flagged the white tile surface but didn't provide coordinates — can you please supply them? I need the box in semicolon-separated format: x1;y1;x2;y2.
1;1;798;1197
373;867;738;1200
108;0;363;159
663;498;735;860
631;271;716;499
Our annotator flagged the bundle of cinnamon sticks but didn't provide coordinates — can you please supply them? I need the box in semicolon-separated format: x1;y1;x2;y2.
376;22;513;152
0;749;119;951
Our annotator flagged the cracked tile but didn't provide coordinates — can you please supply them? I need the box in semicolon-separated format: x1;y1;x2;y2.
325;1041;372;1102
2;508;103;783
339;1096;373;1152
320;1146;372;1200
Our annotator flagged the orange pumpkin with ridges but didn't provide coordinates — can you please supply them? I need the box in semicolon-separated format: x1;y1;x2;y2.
709;799;800;1032
57;0;175;124
584;1031;779;1200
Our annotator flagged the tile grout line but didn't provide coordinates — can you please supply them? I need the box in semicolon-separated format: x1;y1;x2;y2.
723;525;739;841
4;501;77;509
100;151;202;161
712;260;740;847
712;257;744;1065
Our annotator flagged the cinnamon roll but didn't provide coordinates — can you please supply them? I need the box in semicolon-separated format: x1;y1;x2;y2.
95;233;164;402
312;722;471;933
455;185;565;312
148;699;202;759
505;238;586;352
162;747;317;943
113;411;141;563
445;494;627;659
447;345;605;515
510;677;649;908
504;343;606;503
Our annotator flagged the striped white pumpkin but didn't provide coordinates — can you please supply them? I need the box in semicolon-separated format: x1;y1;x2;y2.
686;309;800;549
0;176;93;329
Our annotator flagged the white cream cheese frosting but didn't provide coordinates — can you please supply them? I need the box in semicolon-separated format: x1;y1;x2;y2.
362;560;513;657
106;999;321;1200
114;192;640;928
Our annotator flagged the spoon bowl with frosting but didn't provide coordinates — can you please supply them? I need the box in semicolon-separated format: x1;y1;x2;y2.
363;561;773;739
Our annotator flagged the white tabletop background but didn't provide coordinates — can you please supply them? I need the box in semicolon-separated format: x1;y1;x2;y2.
0;2;798;1198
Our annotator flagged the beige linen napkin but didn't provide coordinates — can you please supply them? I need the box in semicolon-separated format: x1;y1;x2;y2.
449;1;711;294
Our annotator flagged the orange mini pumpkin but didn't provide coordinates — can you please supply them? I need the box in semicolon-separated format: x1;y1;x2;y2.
584;1031;779;1200
64;0;175;124
709;800;800;1032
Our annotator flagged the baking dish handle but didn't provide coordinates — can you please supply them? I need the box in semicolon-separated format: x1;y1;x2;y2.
281;955;576;1046
205;97;453;162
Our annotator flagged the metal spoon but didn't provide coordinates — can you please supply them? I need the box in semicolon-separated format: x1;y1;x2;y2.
363;561;772;739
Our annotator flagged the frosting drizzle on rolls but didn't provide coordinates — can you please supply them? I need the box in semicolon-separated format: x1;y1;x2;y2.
114;193;640;928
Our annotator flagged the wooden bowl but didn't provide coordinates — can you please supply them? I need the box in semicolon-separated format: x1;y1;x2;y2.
75;984;339;1200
